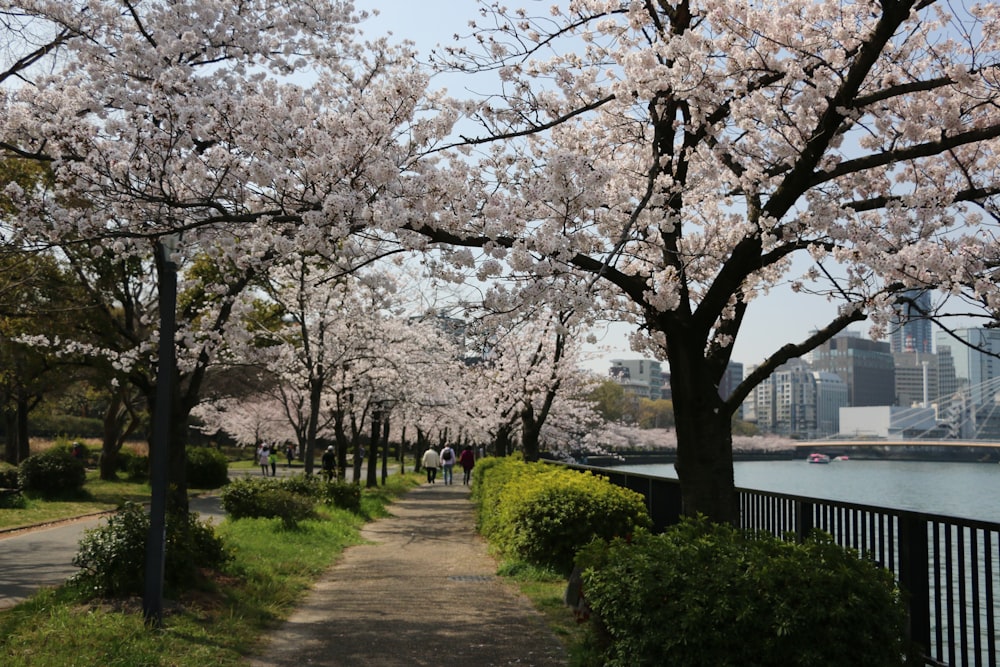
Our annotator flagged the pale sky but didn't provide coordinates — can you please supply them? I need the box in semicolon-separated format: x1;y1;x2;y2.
354;1;847;370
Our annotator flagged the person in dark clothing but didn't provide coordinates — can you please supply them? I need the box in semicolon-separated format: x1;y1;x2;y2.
459;445;476;485
321;445;336;482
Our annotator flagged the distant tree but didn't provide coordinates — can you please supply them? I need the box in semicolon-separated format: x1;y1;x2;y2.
637;398;675;431
588;380;627;424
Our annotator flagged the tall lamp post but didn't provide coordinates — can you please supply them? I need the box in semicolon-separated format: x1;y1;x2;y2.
143;234;178;626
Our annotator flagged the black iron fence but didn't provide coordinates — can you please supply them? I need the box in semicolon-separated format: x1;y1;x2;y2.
557;462;999;667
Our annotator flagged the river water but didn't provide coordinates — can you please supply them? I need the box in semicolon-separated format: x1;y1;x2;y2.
610;459;1000;523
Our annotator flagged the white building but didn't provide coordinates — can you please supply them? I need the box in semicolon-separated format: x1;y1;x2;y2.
609;358;665;400
839;406;940;439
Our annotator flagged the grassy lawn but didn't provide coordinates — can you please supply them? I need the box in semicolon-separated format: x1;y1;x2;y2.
0;472;423;666
0;472;153;531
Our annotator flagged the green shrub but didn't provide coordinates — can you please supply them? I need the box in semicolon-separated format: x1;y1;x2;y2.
124;452;149;481
219;477;316;528
278;473;323;498
576;517;916;667
18;448;87;497
322;480;361;512
186;446;229;489
495;468;650;573
0;462;19;489
0;489;26;509
71;502;230;597
471;456;549;540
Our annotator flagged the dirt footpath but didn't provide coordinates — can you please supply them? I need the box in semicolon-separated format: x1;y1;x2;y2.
247;482;568;667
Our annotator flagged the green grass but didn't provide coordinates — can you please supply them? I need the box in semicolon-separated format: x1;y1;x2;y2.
0;472;152;531
0;473;422;666
496;560;589;664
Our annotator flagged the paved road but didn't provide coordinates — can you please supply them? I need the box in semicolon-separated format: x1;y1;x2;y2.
0;495;224;610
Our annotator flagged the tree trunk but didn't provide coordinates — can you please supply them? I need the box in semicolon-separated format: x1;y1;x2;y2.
520;406;541;462
365;410;380;488
100;394;124;480
380;414;389;484
333;410;349;481
15;395;30;463
669;348;737;524
4;411;17;465
100;390;141;481
494;423;513;458
303;378;323;477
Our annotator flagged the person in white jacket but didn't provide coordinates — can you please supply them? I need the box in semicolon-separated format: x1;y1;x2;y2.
421;447;440;484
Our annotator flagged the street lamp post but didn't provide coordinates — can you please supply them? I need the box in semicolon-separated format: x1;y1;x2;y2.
143;235;178;627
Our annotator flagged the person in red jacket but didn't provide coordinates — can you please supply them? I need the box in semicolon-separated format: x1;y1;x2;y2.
458;445;476;486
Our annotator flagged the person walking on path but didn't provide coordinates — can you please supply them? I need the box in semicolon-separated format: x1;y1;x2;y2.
321;446;336;482
258;446;270;476
459;445;475;485
285;443;295;468
269;448;278;476
246;483;567;667
421;446;440;484
439;444;455;485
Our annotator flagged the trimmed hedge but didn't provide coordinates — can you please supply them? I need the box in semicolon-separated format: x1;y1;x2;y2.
18;448;87;497
186;446;230;489
219;477;316;528
575;517;917;667
472;458;650;573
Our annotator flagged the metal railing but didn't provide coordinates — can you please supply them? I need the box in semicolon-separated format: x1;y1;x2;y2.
559;463;999;667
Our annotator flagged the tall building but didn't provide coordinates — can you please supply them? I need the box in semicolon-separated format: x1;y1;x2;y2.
934;328;1000;408
719;361;743;419
609;358;665;400
890;290;934;353
813;371;848;437
809;332;895;406
933;329;1000;439
753;360;816;437
892;351;942;407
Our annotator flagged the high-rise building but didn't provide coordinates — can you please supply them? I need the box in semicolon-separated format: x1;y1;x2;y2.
609;358;665;400
893;351;942;407
753;360;816;437
809;332;895;406
934;328;1000;408
813;371;848;436
719;361;743;418
890;290;934;353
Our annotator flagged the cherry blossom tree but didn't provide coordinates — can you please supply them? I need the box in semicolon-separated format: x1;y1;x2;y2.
408;0;1000;522
0;0;456;510
458;303;600;460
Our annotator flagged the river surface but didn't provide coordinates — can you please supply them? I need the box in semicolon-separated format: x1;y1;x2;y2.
610;459;1000;523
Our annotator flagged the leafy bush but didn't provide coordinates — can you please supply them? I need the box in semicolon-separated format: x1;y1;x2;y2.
219;477;316;528
494;467;650;573
72;502;230;597
575;517;915;667
186;446;229;489
471;456;549;540
123;452;149;481
0;462;19;489
322;480;361;512
0;489;26;509
278;473;323;498
18;448;87;497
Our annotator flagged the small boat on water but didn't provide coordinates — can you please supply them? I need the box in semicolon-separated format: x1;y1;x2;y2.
808;452;831;464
